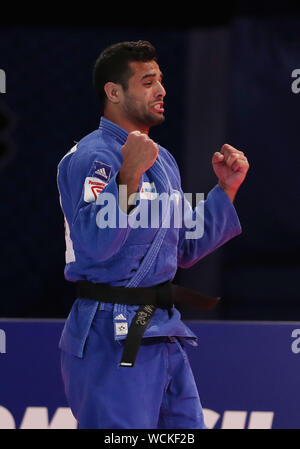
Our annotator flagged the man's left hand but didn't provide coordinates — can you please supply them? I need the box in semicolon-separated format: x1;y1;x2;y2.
212;144;250;202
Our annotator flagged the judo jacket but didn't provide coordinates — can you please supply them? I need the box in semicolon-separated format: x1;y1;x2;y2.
57;117;242;358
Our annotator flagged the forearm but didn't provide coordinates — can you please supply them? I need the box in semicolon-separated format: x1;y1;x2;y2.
218;180;238;203
117;165;142;214
177;184;242;268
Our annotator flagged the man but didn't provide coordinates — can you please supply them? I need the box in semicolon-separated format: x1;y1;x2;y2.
57;40;249;429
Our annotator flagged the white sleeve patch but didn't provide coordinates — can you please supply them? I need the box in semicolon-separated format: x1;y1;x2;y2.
84;177;108;203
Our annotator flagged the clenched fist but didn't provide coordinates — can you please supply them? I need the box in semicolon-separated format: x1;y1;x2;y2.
212;144;250;202
118;131;159;213
120;131;159;184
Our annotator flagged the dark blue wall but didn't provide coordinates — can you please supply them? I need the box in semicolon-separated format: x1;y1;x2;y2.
222;18;300;319
0;18;299;320
0;27;187;317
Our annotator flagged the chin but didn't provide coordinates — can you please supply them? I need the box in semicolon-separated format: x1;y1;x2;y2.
149;114;165;126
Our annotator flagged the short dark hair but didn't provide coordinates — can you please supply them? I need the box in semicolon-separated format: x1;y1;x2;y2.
93;40;157;105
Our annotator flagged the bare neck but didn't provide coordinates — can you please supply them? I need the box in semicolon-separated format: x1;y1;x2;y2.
104;109;149;135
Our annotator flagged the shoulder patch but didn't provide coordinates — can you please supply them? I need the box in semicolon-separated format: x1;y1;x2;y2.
84;177;107;203
93;161;112;183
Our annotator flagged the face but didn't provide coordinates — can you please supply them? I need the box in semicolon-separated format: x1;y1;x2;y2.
120;60;166;130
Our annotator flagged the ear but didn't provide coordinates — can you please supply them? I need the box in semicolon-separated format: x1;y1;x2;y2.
104;82;121;104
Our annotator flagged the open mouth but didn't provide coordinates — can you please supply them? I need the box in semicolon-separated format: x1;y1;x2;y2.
152;103;164;113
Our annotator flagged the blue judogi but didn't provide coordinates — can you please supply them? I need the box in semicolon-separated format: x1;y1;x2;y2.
57;117;242;428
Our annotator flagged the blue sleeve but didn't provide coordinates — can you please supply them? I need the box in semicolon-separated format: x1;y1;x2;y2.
177;184;242;268
61;149;140;262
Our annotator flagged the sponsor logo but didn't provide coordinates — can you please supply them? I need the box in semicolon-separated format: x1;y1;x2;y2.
84;177;107;203
114;314;126;321
0;406;77;429
95;167;108;179
203;409;274;429
94;161;112;183
115;322;128;336
0;406;274;429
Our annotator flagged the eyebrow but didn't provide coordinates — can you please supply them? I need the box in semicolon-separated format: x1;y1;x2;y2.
140;71;163;81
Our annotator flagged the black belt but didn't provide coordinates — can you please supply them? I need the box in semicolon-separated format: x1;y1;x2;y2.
76;280;220;367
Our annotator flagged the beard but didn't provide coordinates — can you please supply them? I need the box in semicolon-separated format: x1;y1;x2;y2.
122;94;165;129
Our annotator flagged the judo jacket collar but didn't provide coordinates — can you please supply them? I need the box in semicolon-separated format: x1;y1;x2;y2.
99;116;129;146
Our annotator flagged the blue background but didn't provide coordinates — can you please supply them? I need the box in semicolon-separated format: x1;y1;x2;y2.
0;319;299;429
0;9;300;320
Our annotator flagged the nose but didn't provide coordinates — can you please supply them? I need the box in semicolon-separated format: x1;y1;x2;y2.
156;80;166;98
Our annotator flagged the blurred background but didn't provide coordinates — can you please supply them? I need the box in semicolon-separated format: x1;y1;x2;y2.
0;2;299;320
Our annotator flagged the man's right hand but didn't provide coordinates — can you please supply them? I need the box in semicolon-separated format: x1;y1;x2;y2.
118;131;159;213
119;131;159;184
